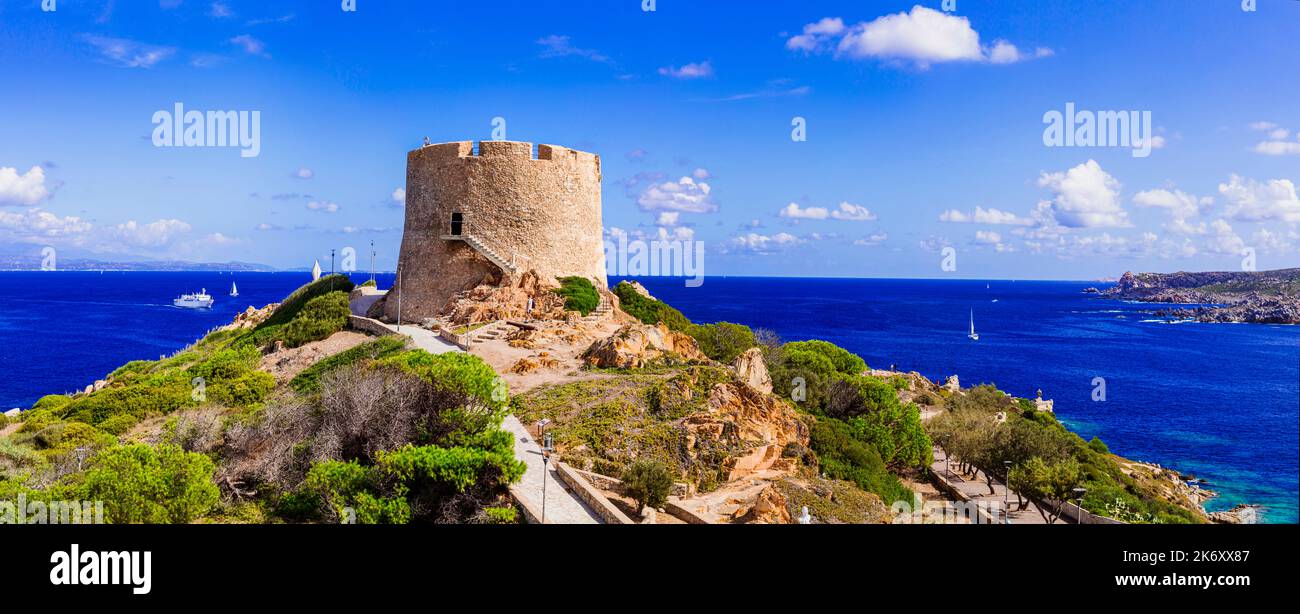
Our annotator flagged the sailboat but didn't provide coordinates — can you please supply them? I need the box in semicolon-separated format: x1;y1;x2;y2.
230;282;239;297
968;310;980;341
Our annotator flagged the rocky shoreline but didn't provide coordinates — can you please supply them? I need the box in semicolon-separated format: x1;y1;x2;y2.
1088;269;1300;324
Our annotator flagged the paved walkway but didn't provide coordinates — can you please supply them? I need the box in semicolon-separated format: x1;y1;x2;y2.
382;322;462;354
931;446;1053;524
502;415;602;524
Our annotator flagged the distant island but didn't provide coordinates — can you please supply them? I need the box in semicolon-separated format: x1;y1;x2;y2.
0;257;277;272
1087;268;1300;324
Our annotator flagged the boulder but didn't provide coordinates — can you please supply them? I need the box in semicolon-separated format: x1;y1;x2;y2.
624;280;657;302
3;408;20;418
684;380;809;481
582;323;708;369
731;347;773;394
737;485;792;524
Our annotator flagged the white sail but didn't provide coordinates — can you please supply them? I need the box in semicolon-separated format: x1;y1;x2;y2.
230;282;239;297
311;259;322;281
968;310;979;340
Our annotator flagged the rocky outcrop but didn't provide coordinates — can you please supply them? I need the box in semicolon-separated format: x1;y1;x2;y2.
222;304;278;330
1209;504;1259;524
624;280;657;302
734;485;792;524
731;347;773;394
439;270;571;325
581;323;708;369
1100;268;1300;324
684;381;809;481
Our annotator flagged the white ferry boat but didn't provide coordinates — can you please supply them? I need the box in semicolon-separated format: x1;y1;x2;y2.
174;289;215;309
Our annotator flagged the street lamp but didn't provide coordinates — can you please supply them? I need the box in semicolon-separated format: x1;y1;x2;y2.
1073;486;1088;525
540;425;554;525
1003;460;1012;525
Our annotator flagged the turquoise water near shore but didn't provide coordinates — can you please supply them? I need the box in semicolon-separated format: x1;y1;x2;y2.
0;272;1295;523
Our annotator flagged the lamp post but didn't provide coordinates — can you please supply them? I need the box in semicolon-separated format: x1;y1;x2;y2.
1073;486;1088;525
1003;460;1012;525
540;423;554;525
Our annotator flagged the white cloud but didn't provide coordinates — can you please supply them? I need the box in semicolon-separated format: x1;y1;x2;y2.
110;219;192;249
391;187;406;205
1251;227;1292;252
726;232;802;254
209;2;233;18
939;206;1032;225
537;35;610;63
636;174;717;214
1036;160;1129;228
1204;219;1246;255
656;211;680;226
83;35;176;68
658;61;714;79
1132;188;1212;230
0;166;51;206
786;17;846;52
1218;175;1300;222
791;7;1051;68
1249;122;1300;155
293;167;314;180
1249;121;1279;131
830;202;877;221
306;201;340;213
778;202;829;220
230;34;270;58
0;208;93;242
854;232;889;247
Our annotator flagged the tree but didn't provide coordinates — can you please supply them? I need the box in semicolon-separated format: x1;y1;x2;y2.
1007;456;1081;524
621;459;674;514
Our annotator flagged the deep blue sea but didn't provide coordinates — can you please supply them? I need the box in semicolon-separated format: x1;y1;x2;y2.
1;272;1296;523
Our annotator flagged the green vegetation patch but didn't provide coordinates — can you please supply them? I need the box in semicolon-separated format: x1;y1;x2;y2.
555;276;600;315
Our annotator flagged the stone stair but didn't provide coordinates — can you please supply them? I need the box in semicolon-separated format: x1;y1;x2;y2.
579;295;613;324
461;233;518;276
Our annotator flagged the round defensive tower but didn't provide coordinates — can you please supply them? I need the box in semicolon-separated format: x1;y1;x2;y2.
382;140;606;322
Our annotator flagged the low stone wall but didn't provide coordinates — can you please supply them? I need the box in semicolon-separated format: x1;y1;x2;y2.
554;462;635;524
664;498;711;525
928;470;1002;524
569;467;690;498
1050;499;1126;525
348;315;397;337
508;486;547;525
438;328;470;349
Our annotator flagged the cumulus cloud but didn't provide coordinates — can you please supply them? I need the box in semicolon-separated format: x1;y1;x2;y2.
0;166;51;206
779;201;876;221
658;61;714;79
1249;121;1300;156
1036;160;1129;228
938;206;1032;225
726;232;802;254
209;2;233;18
1218;175;1300;222
656;211;680;226
537;35;610;63
1132;188;1213;233
110;219;193;249
788;7;1050;68
0;208;93;243
635;173;717;214
391;187;406;206
293;167;314;180
306;201;340;213
854;232;889;247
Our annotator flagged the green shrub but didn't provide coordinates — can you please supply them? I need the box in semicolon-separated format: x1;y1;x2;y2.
554;276;600;315
189;345;261;382
613;282;692;331
57;379;190;426
483;506;518;524
209;371;276;407
18;409;60;433
76;443;220;523
31;394;73;412
281;291;351;348
258;274;355;329
97;413;140;436
360;279;377;288
687;322;757;363
1087;436;1110;455
0;414;8;428
290;336;408;394
810;417;913;505
782;340;866;376
620;459;675;513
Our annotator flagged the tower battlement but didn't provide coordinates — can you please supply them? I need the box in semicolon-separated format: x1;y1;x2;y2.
410;140;601;177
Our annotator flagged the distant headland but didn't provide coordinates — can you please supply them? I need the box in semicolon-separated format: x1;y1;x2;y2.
1086;268;1300;324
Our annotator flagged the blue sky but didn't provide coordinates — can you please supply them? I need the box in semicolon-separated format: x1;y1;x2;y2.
0;0;1297;279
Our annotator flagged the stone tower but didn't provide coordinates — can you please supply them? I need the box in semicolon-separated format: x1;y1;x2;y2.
381;140;607;321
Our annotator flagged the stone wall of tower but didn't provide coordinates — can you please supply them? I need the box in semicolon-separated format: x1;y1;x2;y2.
382;140;606;321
